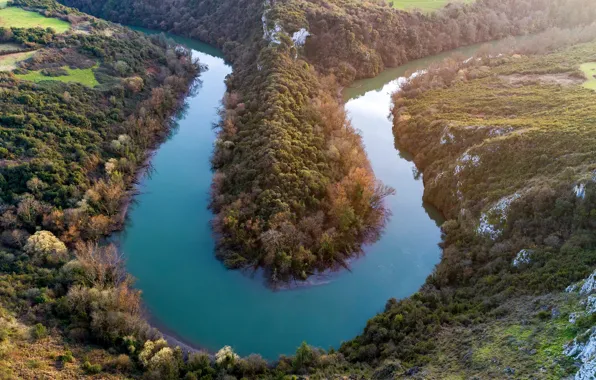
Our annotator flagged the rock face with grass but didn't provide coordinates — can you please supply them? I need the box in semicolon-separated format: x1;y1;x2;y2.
353;32;596;377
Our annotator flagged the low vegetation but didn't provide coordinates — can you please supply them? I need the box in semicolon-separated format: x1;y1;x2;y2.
581;62;596;90
0;49;34;70
0;42;23;51
389;0;473;12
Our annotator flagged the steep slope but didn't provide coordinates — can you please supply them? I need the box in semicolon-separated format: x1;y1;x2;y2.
361;33;596;378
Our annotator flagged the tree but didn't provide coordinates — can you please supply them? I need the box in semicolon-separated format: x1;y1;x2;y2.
24;230;68;265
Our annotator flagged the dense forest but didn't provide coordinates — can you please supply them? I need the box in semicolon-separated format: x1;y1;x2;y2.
59;0;596;282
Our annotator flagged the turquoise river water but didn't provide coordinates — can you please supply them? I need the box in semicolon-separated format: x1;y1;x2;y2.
122;31;478;359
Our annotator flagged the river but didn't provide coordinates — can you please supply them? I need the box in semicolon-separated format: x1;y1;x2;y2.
121;30;477;359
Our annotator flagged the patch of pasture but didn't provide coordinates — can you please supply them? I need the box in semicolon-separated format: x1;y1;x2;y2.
0;43;24;52
0;7;70;33
0;50;35;71
389;0;474;12
15;65;99;87
580;62;596;90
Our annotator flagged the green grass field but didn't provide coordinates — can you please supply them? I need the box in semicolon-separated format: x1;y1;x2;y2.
0;7;70;32
389;0;474;12
16;65;99;87
580;62;596;90
0;50;35;71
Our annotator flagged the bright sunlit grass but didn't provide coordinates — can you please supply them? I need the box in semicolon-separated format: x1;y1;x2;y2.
16;65;99;87
0;7;70;32
580;62;596;90
0;50;35;71
390;0;474;12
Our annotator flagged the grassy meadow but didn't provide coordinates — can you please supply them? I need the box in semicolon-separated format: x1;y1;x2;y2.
581;62;596;90
389;0;474;12
16;65;99;87
0;50;35;71
0;7;70;32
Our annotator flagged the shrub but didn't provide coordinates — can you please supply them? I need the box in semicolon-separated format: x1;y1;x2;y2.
111;354;133;372
536;310;551;321
292;342;321;373
65;285;152;344
59;350;74;363
186;351;212;373
41;67;68;77
0;327;8;342
234;353;268;376
30;323;47;340
82;360;102;374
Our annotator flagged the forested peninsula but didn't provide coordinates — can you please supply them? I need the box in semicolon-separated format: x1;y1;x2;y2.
60;0;596;282
3;0;596;378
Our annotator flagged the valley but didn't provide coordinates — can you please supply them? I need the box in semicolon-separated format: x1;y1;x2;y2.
1;0;596;378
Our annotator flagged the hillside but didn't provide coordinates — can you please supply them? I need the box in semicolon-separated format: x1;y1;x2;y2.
0;0;200;378
381;32;596;378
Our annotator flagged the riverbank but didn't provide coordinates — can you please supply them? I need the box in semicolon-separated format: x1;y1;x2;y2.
0;1;204;378
370;32;596;378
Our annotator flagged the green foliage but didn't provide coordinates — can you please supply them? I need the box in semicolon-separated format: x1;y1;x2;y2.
293;342;317;372
3;0;596;378
30;323;47;340
0;50;35;70
139;339;180;379
342;38;596;373
0;0;198;376
58;350;74;363
81;360;102;374
58;0;596;282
